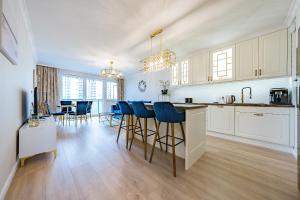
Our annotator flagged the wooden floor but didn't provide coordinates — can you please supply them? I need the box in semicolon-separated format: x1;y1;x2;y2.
6;119;300;200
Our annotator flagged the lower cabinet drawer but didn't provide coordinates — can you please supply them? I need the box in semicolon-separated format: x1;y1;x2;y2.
235;111;289;145
207;106;235;135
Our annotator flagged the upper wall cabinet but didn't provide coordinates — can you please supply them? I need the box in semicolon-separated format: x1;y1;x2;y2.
171;59;190;86
172;29;289;87
190;52;210;84
236;38;259;80
181;59;190;85
259;29;288;78
210;46;235;83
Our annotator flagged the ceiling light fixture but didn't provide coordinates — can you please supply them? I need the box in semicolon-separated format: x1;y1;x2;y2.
143;29;176;72
101;61;122;79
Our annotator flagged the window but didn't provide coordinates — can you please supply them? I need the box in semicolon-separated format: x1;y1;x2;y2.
171;63;179;85
212;47;233;81
62;76;84;99
86;79;103;99
107;81;118;100
181;60;189;84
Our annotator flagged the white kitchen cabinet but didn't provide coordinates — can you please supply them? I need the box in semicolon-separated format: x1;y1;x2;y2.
209;46;235;83
207;105;235;135
235;107;290;146
190;52;210;84
171;59;191;86
171;29;289;87
236;38;259;80
259;29;288;78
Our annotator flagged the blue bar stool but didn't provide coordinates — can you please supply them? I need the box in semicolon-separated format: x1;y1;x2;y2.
116;101;135;149
149;102;185;177
130;101;163;160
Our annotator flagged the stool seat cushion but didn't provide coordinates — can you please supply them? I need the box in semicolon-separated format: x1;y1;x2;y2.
131;101;155;118
118;101;134;115
153;102;185;123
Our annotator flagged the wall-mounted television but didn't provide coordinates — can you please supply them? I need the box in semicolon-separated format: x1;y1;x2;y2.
33;87;38;116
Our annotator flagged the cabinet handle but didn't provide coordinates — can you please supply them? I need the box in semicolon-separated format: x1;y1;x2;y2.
254;69;258;76
258;69;262;76
254;113;264;117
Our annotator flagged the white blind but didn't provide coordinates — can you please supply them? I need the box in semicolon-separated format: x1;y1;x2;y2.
86;79;103;99
106;81;118;100
62;76;84;99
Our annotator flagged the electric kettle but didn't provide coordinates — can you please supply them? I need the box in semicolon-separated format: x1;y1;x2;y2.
225;95;236;104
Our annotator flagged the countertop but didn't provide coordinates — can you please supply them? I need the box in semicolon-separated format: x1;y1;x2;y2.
145;103;207;110
173;102;294;108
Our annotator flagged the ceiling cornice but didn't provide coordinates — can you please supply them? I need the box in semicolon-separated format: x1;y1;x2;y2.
17;0;38;63
284;0;300;27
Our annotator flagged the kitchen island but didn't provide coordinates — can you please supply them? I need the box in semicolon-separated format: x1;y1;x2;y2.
143;103;207;170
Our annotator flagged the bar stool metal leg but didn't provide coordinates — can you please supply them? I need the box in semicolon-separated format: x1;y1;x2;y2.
166;123;169;152
149;121;160;163
138;118;144;143
116;115;124;143
126;115;130;149
144;118;148;160
180;122;186;145
171;123;176;177
153;119;163;150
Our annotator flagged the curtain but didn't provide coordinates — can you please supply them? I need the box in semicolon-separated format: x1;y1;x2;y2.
117;78;124;100
36;65;59;114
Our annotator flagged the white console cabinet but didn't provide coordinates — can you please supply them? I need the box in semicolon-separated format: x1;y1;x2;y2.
19;117;57;166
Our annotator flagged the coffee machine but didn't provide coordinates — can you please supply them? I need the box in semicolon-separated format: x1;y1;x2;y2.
269;88;289;105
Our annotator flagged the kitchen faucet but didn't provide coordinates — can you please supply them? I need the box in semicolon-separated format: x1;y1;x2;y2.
241;87;252;103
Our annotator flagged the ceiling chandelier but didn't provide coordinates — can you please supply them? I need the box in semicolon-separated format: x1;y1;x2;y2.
101;61;122;79
143;29;176;72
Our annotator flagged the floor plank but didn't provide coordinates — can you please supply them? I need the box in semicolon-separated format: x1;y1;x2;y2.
6;118;300;200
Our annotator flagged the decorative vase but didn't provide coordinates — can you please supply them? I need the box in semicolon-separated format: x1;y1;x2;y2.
161;89;168;95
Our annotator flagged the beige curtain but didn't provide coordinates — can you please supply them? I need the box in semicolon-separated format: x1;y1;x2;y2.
117;78;124;100
36;65;59;114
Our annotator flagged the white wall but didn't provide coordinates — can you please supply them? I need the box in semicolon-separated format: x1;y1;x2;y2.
0;0;36;197
125;69;292;104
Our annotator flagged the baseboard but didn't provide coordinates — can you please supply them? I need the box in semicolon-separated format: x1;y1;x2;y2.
0;159;19;200
292;147;298;159
207;132;294;154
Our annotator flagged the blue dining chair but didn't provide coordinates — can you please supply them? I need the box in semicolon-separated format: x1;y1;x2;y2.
149;102;186;177
111;104;122;120
60;100;73;114
86;101;93;119
69;101;89;127
46;103;65;125
116;101;135;149
129;101;163;160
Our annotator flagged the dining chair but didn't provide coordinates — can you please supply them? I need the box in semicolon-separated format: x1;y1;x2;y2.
87;101;93;119
46;103;65;125
60;100;73;113
69;101;89;127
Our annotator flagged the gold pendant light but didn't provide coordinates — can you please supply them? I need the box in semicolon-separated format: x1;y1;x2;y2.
143;29;176;72
101;61;122;79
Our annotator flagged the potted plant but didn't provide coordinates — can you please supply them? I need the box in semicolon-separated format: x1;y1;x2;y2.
160;80;170;95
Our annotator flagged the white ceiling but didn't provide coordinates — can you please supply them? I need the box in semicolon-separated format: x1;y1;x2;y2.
25;0;293;76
